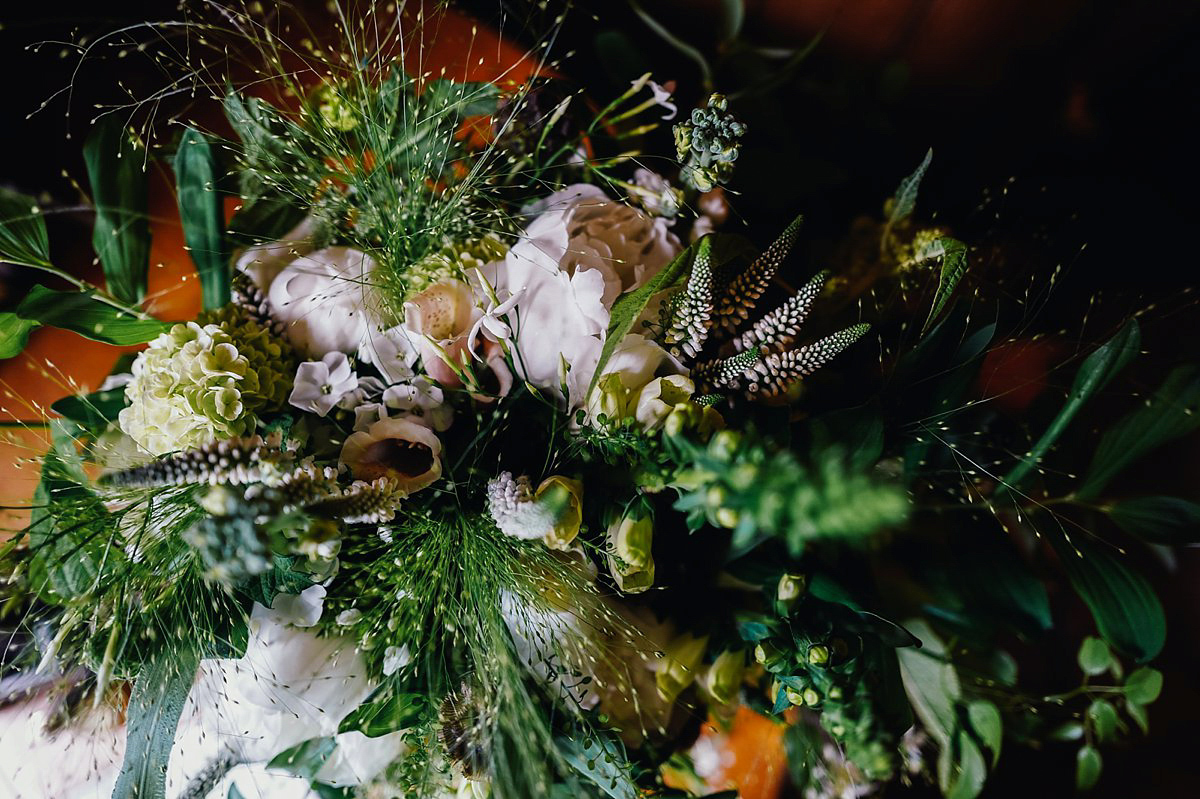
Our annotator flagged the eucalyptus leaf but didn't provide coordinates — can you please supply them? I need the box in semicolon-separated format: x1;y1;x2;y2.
15;285;166;345
1086;699;1118;743
84;115;150;305
175;128;229;309
1052;535;1165;662
0;186;51;266
1124;667;1163;705
966;700;1002;767
1001;319;1140;494
1076;636;1112;676
1075;745;1102;792
112;645;201;799
1105;496;1200;544
1078;366;1200;499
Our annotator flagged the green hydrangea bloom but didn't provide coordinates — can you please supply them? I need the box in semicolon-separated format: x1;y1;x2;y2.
404;234;509;299
118;315;295;455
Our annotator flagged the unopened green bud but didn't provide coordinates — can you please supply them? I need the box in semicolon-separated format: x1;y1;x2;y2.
828;686;843;701
785;686;805;706
704;649;746;705
606;511;655;594
803;687;821;706
657;632;709;703
714;507;740;529
808;645;830;665
754;642;786;672
777;573;807;603
709;429;741;461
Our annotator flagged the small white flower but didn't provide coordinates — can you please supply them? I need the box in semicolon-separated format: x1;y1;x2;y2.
382;644;412;676
382;377;453;431
467;285;525;354
646;79;678;121
360;325;421;384
337;375;385;410
289;352;359;417
353;402;388;432
336;608;362;626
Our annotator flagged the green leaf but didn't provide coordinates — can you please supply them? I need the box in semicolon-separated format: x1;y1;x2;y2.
1124;667;1163;705
1105;496;1200;544
267;736;337;782
589;234;712;397
1124;700;1150;734
1052;535;1165;662
717;0;745;41
897;619;960;747
226;193;306;247
112;645;201;799
1086;699;1118;743
338;692;427;737
942;728;987;799
966;700;1002;767
1001;319;1140;494
888;148;932;228
784;722;822;790
175;128;229;309
923;237;969;334
0;187;51;266
84;115;150;305
51;388;127;430
559;734;639;799
0;312;38;359
1077;636;1113;676
15;285;166;345
1078;366;1200;499
1075;745;1102;792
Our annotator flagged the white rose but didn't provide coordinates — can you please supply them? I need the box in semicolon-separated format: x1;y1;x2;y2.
268;246;377;357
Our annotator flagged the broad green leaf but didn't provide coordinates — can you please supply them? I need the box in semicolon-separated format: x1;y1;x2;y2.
717;0;745;41
966;700;1002;767
1077;636;1112;676
784;722;822;791
338;692;427;737
897;619;960;747
112;645;201;799
1075;745;1102;792
226;194;306;247
0;187;51;266
84;115;150;305
1078;366;1200;499
15;285;166;345
1001;319;1140;494
0;312;37;359
942;729;987;799
51;388;127;430
588;234;707;397
175;128;229;309
1124;667;1163;705
1086;699;1118;743
1105;496;1200;545
888;148;932;228
559;734;639;799
954;530;1052;633
1052;535;1165;662
923;237;969;334
268;737;337;782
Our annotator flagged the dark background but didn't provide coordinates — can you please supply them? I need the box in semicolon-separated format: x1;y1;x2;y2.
2;1;1198;796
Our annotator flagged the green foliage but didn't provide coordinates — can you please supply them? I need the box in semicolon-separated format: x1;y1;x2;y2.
8;285;166;347
0;312;37;358
1077;365;1200;500
1105;496;1200;544
923;237;969;334
559;734;639;799
84;115;150;305
0;186;51;267
339;692;429;738
112;644;202;799
1001;319;1140;494
886;148;932;232
1123;667;1163;705
51;387;127;431
1077;637;1113;677
175;128;230;309
268;737;338;782
1075;745;1102;792
1051;534;1165;662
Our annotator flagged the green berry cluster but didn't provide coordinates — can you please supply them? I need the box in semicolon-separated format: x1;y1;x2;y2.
673;94;746;192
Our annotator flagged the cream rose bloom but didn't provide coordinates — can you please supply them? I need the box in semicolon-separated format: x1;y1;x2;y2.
483;185;681;402
268;246;378;357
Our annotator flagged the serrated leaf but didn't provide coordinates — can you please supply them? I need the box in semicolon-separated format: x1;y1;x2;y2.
112;645;201;799
267;736;337;782
1105;496;1200;544
1124;667;1163;705
84;115;149;305
1077;636;1112;676
923;237;969;334
967;700;1002;767
0;187;51;267
1001;319;1140;494
1052;535;1165;662
1075;745;1102;792
888;148;932;228
1086;699;1118;743
175;128;229;309
15;285;166;345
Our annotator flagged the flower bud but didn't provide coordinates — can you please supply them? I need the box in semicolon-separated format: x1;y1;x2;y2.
535;476;584;550
808;644;830;665
709;430;741;461
634;374;695;431
703;650;746;706
776;573;807;604
587;372;631;427
785;686;806;706
606;511;655;593
656;632;709;703
754;641;787;672
714;507;739;529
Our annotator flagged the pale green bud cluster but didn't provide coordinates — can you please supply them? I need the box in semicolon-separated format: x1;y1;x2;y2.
404;235;508;300
674;94;746;192
119;316;294;456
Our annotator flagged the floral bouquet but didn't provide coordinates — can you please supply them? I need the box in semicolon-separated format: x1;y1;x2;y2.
1;3;1194;799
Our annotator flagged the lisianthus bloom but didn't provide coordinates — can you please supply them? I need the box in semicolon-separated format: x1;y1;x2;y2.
582;333;686;422
483;185;681;401
268;246;378;357
340;417;443;495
